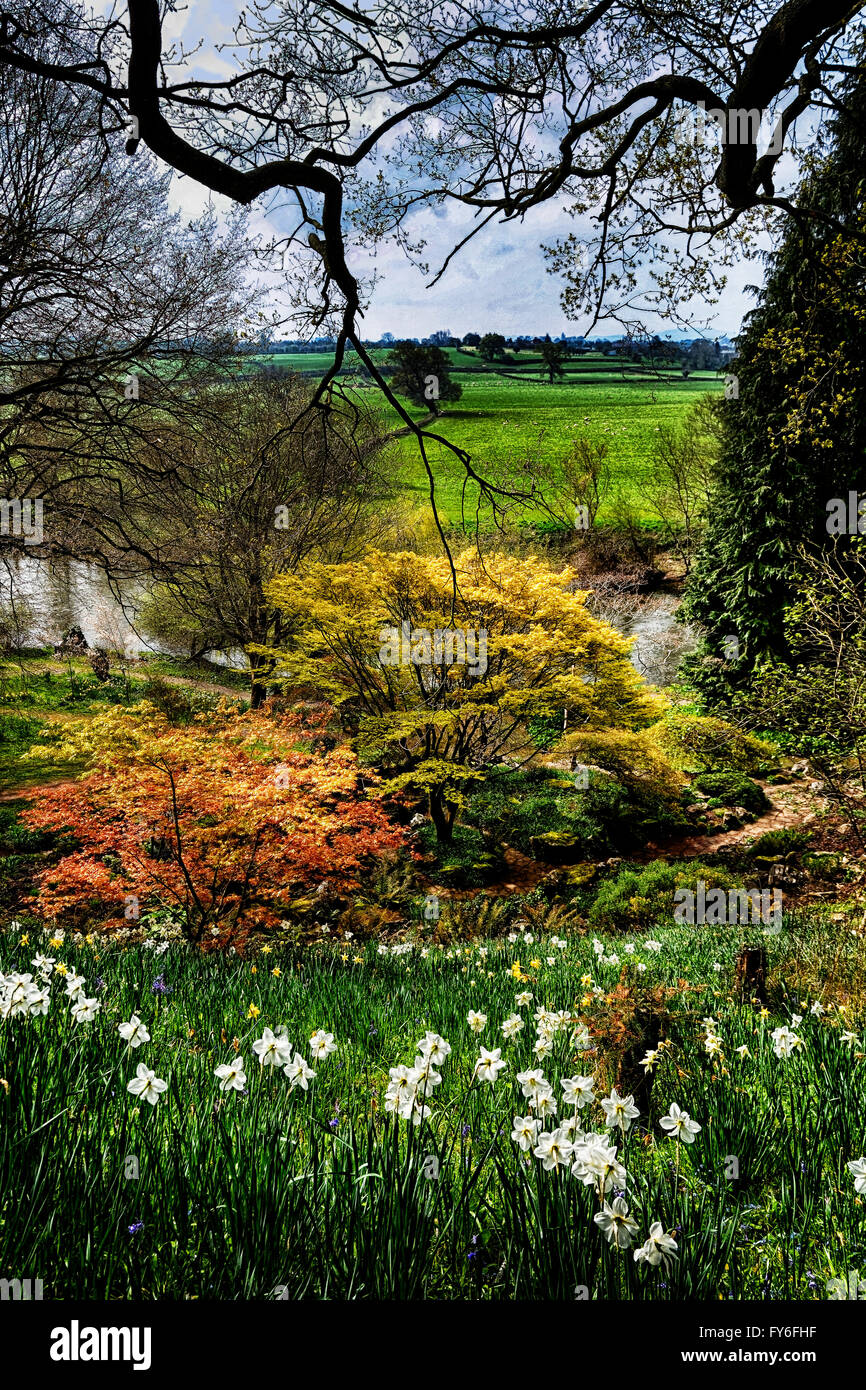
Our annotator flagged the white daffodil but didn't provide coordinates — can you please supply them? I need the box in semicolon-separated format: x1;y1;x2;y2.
594;1197;639;1249
704;1034;724;1057
659;1102;701;1144
501;1013;524;1040
516;1067;549;1099
644;940;662;953
408;1097;431;1126
252;1027;292;1067
640;1049;660;1072
511;1115;540;1151
770;1025;803;1058
118;1014;150;1049
309;1030;337;1060
214;1055;247;1092
533;1036;553;1060
284;1053;316;1090
840;1030;860;1048
384;1091;414;1119
634;1222;679;1269
810;1001;826;1017
533;1126;574;1170
417;1032;451;1065
474;1047;507;1085
412;1057;442;1096
847;1157;866;1195
558;1114;585;1139
532;1090;558;1119
64;973;87;999
561;1074;596;1109
384;1076;415;1116
27;985;51;1017
127;1063;168;1106
601;1088;640;1134
571;1134;627;1193
71;996;100;1024
734;1044;751;1059
515;991;534;1007
467;1009;487;1033
385;1065;418;1112
32;954;55;979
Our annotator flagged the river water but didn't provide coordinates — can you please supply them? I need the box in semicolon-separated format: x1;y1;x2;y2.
1;555;696;683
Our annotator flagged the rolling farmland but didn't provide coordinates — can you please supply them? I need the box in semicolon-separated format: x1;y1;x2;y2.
259;347;725;526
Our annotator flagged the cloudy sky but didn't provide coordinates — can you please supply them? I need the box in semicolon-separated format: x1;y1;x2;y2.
160;2;773;342
169;150;770;344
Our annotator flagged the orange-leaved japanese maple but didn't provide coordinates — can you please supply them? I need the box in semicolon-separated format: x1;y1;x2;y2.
20;701;404;942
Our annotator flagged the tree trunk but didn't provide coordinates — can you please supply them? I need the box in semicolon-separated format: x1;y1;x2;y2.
429;788;455;845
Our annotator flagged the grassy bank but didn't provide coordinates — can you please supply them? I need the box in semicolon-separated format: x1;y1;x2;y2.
1;912;863;1299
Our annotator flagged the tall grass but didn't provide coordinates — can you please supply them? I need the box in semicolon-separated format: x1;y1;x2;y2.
1;914;863;1300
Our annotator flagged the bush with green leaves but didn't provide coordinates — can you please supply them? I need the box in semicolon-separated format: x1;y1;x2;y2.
654;711;778;775
587;858;742;933
748;829;812;860
690;771;769;814
464;765;687;861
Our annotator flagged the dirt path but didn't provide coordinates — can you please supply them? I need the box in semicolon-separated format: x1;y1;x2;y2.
642;779;819;859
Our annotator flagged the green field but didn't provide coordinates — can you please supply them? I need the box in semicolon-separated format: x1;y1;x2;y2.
259;349;725;528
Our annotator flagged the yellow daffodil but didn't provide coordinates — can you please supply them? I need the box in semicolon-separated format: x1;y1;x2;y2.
261;944;272;955
272;967;281;978
529;959;541;971
247;1003;261;1020
54;962;68;976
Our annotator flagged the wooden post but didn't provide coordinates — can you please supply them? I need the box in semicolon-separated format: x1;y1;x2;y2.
734;946;768;1005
